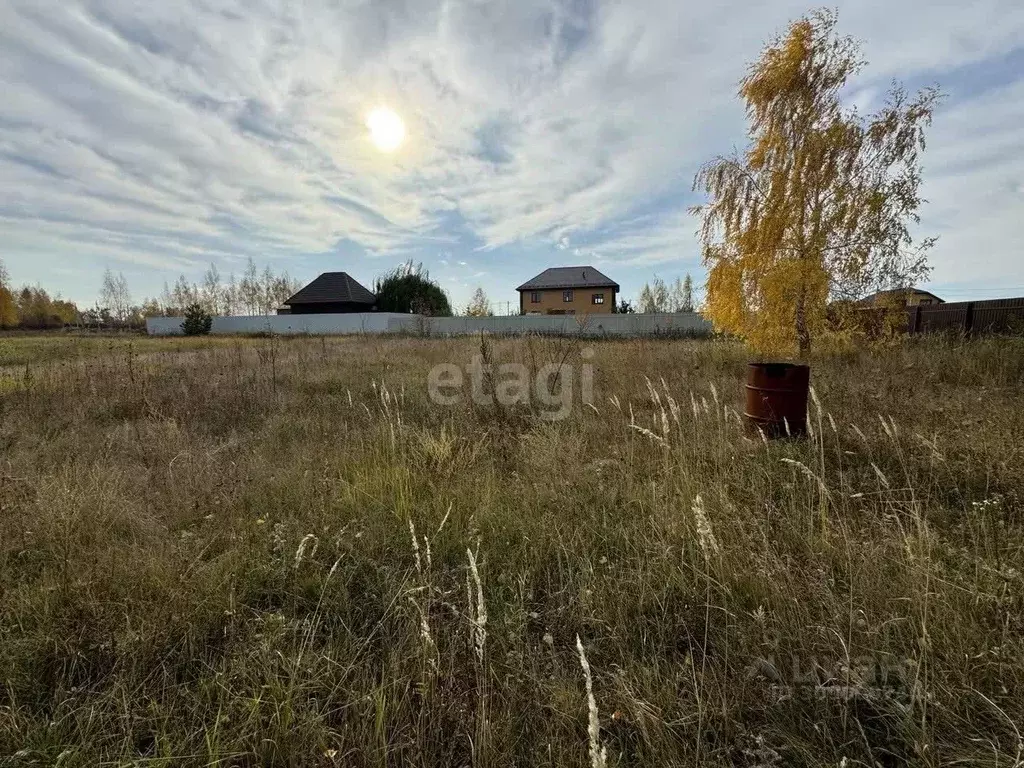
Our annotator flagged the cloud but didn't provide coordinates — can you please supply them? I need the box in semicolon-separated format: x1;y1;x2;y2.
917;77;1024;291
573;206;703;268
1;0;1023;303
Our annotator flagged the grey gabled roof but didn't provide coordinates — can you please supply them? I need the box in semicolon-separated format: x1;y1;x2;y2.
860;287;945;305
516;266;619;292
283;272;376;305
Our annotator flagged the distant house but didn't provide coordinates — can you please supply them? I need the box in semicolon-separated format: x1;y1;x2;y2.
516;266;619;315
281;272;376;314
860;288;945;307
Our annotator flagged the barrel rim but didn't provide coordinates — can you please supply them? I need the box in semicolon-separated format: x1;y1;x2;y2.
747;361;810;370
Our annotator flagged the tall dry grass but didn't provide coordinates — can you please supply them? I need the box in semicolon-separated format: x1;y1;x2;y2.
0;333;1022;766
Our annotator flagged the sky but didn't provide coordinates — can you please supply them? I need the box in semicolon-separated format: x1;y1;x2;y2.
2;0;1023;313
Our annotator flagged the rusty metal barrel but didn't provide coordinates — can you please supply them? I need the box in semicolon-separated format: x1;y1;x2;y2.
744;362;811;438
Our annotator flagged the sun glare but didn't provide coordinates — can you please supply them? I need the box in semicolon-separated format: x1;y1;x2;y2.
367;107;406;153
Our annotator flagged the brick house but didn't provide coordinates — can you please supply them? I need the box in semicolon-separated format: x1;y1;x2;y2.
516;266;619;315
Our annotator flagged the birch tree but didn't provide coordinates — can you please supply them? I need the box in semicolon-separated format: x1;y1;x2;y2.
202;264;222;315
99;269;132;323
692;9;939;356
637;284;656;314
465;287;493;316
240;258;260;315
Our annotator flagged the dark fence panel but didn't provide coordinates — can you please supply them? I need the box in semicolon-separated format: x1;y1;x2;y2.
972;297;1024;333
904;297;1024;335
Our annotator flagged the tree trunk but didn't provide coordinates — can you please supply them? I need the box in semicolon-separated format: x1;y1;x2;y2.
795;286;811;359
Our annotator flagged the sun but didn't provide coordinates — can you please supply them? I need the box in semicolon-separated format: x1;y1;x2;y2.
366;107;406;153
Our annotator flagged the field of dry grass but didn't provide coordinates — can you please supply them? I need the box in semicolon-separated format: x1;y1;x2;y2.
1;332;1022;767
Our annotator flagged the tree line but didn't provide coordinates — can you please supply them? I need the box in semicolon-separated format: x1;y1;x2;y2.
635;274;696;313
0;257;302;330
0;268;79;330
0;257;459;331
141;260;302;319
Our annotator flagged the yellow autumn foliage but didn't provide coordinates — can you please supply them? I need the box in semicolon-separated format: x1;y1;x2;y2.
1;261;19;329
692;9;940;358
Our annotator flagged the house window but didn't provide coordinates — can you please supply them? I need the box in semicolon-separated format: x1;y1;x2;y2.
592;293;605;305
563;289;574;302
530;291;541;303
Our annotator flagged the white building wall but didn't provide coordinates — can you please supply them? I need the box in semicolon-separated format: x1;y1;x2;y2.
147;312;712;337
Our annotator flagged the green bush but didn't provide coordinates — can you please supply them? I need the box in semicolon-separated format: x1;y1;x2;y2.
374;261;452;316
180;303;213;336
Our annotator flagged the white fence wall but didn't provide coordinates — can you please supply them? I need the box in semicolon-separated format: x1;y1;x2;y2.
146;313;409;336
147;312;712;338
385;313;711;336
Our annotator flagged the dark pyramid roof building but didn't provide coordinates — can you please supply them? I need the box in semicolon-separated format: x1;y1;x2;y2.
283;272;376;314
516;266;620;292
